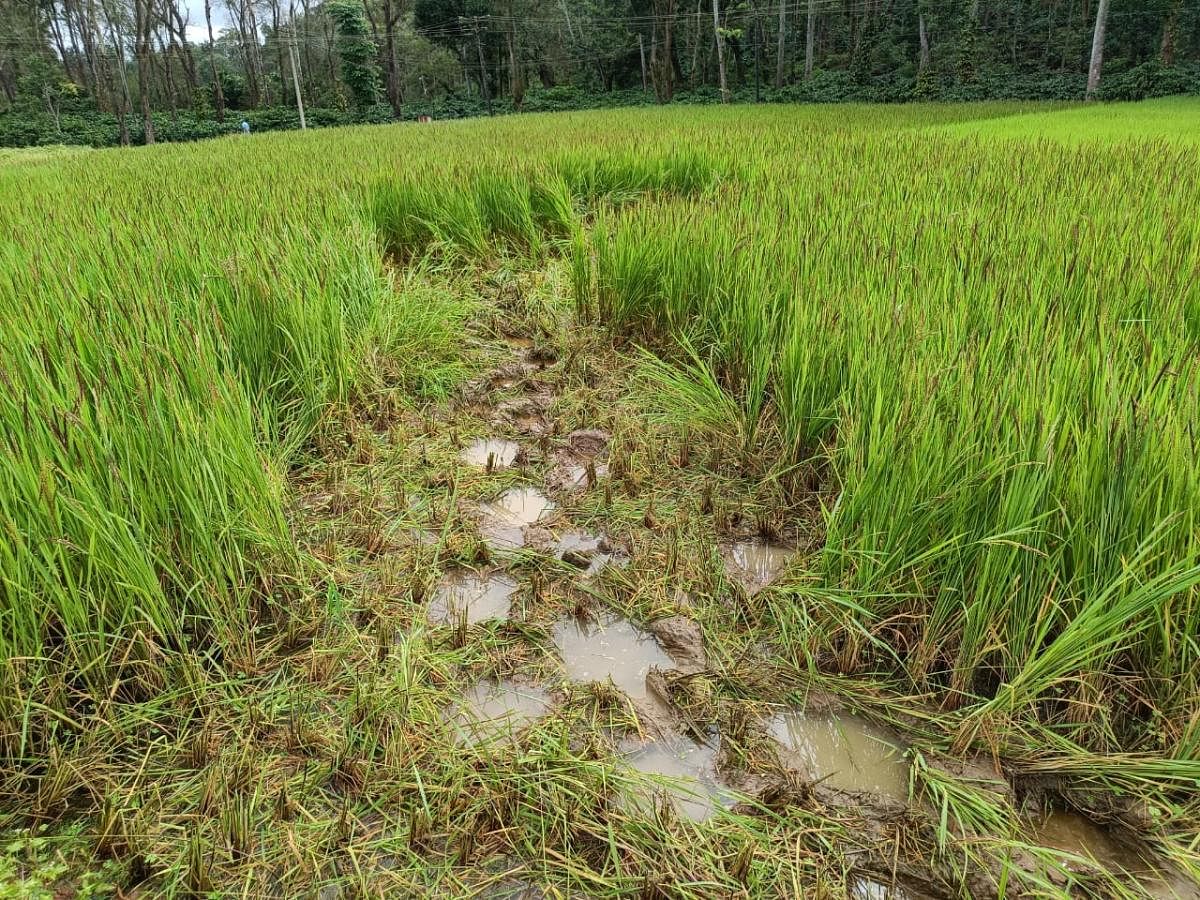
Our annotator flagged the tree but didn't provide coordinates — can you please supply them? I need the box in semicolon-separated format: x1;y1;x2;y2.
3;0;1200;149
133;0;156;141
774;0;785;87
711;0;728;102
803;0;814;79
204;0;225;119
649;0;676;102
1087;0;1111;99
326;0;383;107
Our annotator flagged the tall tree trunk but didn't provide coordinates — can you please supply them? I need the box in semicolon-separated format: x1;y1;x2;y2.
156;29;179;121
101;0;132;144
133;0;155;143
163;0;198;97
85;0;110;110
639;33;648;91
298;0;315;99
505;0;523;108
271;0;286;106
205;0;225;119
247;3;268;104
918;11;931;72
650;0;676;102
1086;0;1110;98
774;0;785;86
48;5;82;89
322;10;337;90
381;0;402;115
1160;1;1179;66
61;0;98;98
804;0;815;79
689;0;702;88
712;0;728;101
506;26;524;107
230;1;260;106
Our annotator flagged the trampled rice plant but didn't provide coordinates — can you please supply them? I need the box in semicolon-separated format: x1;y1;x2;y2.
3;98;1200;895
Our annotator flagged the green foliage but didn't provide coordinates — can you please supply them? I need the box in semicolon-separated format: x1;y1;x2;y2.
326;0;384;109
0;114;471;734
4;98;1200;897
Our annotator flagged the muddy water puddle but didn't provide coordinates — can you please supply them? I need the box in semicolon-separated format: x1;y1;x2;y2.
562;462;609;489
428;570;516;625
448;680;552;746
768;710;910;801
1031;810;1194;896
461;437;520;470
552;613;673;700
620;734;736;821
554;531;618;576
850;877;912;899
479;487;555;551
727;540;794;587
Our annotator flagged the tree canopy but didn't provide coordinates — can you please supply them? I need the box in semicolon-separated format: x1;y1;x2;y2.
1;0;1197;146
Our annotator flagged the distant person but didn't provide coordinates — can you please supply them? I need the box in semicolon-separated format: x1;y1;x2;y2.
240;120;250;136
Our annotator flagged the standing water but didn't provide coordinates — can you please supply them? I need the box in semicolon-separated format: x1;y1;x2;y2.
448;680;552;746
768;710;910;801
621;733;736;821
1031;810;1196;897
427;570;516;625
461;437;520;469
552;613;673;701
479;487;554;551
728;541;794;588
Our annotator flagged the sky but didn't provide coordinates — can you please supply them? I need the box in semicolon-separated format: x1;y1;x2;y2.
183;0;232;44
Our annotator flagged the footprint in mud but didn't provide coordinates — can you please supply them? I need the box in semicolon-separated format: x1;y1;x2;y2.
502;335;534;351
547;429;611;493
479;487;555;551
620;733;737;822
560;462;609;491
725;540;794;590
461;437;520;470
768;710;910;801
552;613;673;701
447;680;552;746
427;569;517;625
524;345;558;370
495;398;548;436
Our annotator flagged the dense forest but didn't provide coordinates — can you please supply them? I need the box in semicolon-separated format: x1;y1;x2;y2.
1;0;1197;146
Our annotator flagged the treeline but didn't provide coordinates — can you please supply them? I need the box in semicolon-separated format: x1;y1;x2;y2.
1;0;1197;147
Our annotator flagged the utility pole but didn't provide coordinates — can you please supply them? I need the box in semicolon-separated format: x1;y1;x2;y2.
638;33;648;92
288;24;306;129
1086;0;1111;99
712;0;728;103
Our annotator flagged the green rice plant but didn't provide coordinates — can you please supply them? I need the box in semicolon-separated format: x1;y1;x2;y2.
4;98;1200;895
910;751;1017;855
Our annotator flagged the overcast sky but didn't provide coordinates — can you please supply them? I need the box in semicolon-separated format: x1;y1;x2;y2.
183;0;232;44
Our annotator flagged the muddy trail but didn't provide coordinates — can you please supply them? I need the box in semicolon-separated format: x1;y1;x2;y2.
286;260;1197;899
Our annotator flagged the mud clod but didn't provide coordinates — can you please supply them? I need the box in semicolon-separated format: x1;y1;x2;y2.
647;616;707;675
565;429;610;456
